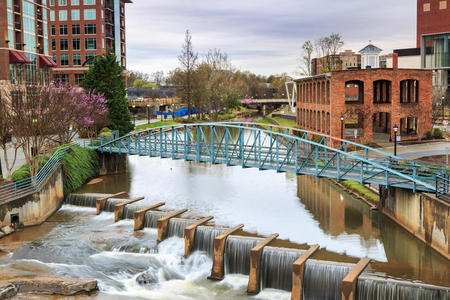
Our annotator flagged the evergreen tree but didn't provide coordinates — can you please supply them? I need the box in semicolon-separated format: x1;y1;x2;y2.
82;52;133;136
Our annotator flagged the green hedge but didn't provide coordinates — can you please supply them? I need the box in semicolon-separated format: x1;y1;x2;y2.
11;154;52;182
61;146;99;196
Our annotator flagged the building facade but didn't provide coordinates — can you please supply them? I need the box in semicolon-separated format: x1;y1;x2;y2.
296;69;433;146
417;0;450;89
49;0;131;85
0;0;56;87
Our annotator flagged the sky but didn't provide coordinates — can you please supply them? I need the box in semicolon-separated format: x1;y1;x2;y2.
125;0;417;77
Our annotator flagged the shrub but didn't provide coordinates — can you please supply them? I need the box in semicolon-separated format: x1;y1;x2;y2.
100;127;112;134
11;165;31;182
61;146;99;196
433;128;443;139
425;131;432;139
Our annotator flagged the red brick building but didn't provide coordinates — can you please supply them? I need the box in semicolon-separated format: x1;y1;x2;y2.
417;0;450;48
49;0;131;86
296;69;433;146
1;0;56;87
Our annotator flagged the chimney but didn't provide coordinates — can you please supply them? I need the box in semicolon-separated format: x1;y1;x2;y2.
393;53;399;69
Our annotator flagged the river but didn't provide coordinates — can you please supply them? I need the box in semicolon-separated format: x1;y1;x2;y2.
1;131;449;298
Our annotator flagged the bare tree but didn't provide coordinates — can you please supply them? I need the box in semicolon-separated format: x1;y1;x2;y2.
0;92;19;179
300;41;314;76
151;71;165;86
178;29;198;118
328;33;344;71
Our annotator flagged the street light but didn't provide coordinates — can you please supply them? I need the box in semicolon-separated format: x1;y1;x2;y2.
146;103;151;124
393;124;398;156
442;95;446;124
132;104;136;126
340;115;344;139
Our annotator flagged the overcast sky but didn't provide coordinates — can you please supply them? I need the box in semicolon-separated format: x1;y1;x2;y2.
125;0;416;77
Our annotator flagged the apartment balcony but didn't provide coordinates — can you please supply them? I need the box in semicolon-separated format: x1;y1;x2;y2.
14;5;20;13
105;18;114;25
105;3;114;10
37;28;43;36
14;22;21;30
120;24;125;29
15;43;23;50
37;13;43;20
106;32;114;39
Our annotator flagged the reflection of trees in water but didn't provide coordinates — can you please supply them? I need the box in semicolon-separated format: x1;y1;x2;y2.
296;175;380;240
378;215;450;285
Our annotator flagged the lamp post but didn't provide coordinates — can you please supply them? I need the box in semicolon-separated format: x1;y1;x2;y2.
132;104;136;126
393;124;398;156
442;95;446;124
340;115;344;139
146;103;150;124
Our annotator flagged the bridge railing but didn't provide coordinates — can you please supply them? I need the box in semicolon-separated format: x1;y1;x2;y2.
436;174;450;203
0;144;73;205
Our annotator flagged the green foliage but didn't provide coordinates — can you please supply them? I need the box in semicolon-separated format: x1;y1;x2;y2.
133;78;144;87
425;131;432;139
142;83;158;88
11;164;31;182
60;146;99;196
432;128;443;139
134;120;180;131
342;180;380;203
82;52;134;136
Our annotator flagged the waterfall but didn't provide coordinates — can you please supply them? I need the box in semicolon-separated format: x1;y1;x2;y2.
302;259;353;300
104;198;125;212
261;246;305;291
64;193;109;207
123;204;145;219
193;226;227;258
143;211;169;228
224;236;262;275
167;218;196;238
357;275;450;300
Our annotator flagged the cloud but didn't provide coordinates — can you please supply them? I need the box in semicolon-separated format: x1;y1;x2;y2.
125;0;416;76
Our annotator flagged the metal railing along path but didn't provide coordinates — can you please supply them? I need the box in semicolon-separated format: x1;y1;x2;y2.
0;144;74;205
88;122;446;194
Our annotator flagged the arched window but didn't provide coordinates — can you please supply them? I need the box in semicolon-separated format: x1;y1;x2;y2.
373;80;392;104
345;80;364;104
400;79;419;103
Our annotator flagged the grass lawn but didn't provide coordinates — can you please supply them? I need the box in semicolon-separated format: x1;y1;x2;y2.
134;120;180;131
341;180;380;203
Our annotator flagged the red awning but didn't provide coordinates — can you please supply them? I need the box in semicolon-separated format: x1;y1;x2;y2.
39;55;57;67
9;50;31;64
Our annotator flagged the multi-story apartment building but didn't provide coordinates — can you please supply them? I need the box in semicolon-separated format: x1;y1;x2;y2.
418;0;450;89
0;0;56;87
311;51;361;75
49;0;131;86
339;50;360;70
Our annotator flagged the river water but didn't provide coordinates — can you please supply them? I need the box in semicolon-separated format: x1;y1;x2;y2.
1;146;449;298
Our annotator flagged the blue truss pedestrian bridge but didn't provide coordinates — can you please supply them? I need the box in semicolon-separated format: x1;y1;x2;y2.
88;122;447;193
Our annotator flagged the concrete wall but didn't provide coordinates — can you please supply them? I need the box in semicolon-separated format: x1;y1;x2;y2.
0;165;64;227
380;187;449;259
98;152;128;176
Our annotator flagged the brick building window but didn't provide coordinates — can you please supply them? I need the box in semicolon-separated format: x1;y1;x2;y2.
85;38;97;50
71;0;80;4
85;53;96;64
59;10;68;21
53;73;68;83
71;9;80;20
51;25;56;35
400;117;418;135
73;53;81;65
60;25;68;35
75;73;84;85
60;38;68;51
59;0;67;5
84;24;97;34
84;9;96;20
345;80;364;104
84;0;96;4
72;24;80;35
60;54;69;65
400;80;419;104
51;39;56;51
423;3;431;11
72;38;81;50
440;1;447;9
373;80;391;104
52;55;57;62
